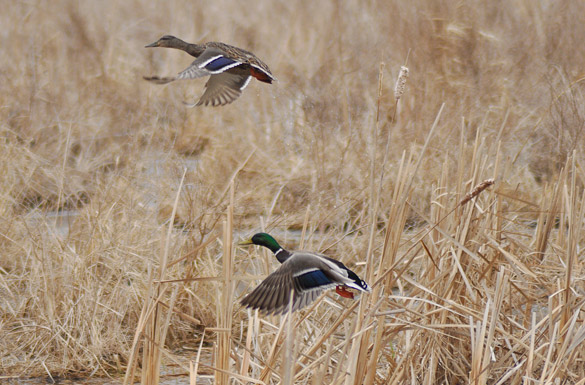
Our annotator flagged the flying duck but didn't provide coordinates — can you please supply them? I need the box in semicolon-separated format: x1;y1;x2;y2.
239;233;370;315
144;35;274;106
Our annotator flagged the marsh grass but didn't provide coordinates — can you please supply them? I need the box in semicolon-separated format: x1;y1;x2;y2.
2;0;585;384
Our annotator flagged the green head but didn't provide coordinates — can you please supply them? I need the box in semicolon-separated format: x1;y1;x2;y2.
239;232;282;254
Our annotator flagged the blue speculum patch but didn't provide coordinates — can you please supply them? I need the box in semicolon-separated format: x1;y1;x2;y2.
297;270;331;289
205;56;238;71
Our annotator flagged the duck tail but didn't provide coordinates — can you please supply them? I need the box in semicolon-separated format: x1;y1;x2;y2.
250;66;274;83
143;75;175;84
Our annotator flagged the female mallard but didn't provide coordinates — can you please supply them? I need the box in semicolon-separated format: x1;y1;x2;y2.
239;233;370;315
143;35;274;107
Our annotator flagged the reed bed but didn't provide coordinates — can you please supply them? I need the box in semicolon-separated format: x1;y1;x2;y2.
1;0;585;384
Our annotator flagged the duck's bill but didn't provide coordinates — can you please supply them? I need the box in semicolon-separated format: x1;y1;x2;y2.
238;238;254;246
145;42;159;48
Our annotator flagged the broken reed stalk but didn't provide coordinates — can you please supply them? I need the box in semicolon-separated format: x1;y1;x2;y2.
561;155;579;331
189;330;205;385
215;182;235;385
239;312;254;378
282;291;296;385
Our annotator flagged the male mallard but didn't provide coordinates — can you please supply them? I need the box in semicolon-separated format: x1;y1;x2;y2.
239;233;371;315
144;35;274;107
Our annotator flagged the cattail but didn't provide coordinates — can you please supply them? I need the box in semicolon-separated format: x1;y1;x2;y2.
394;65;409;101
460;178;495;206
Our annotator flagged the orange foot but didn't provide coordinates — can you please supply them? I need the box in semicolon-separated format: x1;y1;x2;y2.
335;286;354;299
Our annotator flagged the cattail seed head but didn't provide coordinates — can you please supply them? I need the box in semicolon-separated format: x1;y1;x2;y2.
394;66;409;101
459;179;495;206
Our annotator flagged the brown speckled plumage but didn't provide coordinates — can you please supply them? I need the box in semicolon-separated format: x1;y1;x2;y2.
144;35;274;107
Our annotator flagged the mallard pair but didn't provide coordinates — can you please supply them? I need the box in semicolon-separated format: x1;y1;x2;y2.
144;37;370;313
239;233;371;315
144;35;274;107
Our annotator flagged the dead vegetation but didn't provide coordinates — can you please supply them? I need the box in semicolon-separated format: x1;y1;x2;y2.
1;0;585;384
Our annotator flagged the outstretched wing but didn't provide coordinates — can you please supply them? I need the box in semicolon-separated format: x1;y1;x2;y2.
144;47;245;84
241;260;337;315
192;72;251;107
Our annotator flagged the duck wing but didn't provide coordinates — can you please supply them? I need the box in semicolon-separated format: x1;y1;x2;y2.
241;253;338;315
190;70;251;107
144;47;246;84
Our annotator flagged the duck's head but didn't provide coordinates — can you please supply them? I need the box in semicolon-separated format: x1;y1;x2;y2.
145;35;181;48
239;232;282;254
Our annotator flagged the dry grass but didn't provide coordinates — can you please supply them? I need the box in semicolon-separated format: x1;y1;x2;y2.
2;0;585;383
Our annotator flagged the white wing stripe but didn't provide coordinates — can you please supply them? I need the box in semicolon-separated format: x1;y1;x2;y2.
198;55;223;68
318;257;348;276
240;76;252;90
293;268;321;278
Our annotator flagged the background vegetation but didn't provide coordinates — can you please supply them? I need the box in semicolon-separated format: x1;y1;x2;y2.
1;0;584;383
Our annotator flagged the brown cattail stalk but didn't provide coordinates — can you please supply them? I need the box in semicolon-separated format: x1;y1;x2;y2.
460;179;495;206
